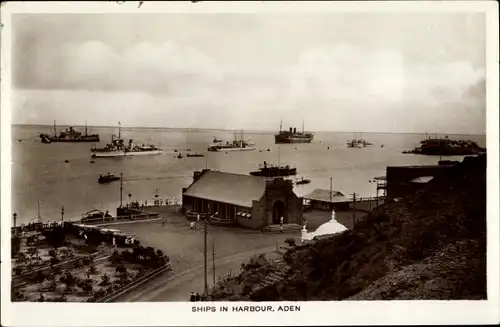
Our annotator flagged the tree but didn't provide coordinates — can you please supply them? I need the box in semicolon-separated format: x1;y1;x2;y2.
43;228;65;249
285;238;297;247
16;252;27;265
11;236;21;256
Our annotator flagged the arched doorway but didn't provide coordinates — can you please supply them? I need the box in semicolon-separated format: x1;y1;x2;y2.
272;201;286;224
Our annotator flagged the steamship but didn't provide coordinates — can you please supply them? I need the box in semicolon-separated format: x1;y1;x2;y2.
274;121;314;144
91;122;162;158
39;121;100;143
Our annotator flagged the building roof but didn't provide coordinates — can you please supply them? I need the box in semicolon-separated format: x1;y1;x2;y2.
183;170;267;208
410;176;434;183
303;189;349;203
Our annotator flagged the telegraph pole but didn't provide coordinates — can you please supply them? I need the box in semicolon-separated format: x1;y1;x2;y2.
329;177;333;211
352;193;357;228
204;217;208;296
212;239;216;285
37;201;42;223
120;173;123;207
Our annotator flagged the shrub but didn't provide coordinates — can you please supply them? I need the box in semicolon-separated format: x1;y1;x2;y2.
99;274;110;286
115;264;127;275
285;238;296;247
81;281;93;293
110;251;123;265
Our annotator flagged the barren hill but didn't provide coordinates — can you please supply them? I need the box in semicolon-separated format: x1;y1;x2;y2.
210;154;487;301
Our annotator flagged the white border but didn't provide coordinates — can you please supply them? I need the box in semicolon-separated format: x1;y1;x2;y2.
1;1;499;326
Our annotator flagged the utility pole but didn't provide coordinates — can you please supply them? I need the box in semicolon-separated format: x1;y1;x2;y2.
212;239;216;285
120;173;123;207
204;217;208;296
329;177;333;211
37;201;42;223
61;206;64;223
352;193;357;228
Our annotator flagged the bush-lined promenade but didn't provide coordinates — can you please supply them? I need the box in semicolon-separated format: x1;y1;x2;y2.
11;221;171;302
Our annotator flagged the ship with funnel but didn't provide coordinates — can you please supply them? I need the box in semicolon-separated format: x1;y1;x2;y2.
274;120;314;144
90;122;162;158
39;121;99;143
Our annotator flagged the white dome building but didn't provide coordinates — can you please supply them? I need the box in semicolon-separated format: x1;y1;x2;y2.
301;209;348;242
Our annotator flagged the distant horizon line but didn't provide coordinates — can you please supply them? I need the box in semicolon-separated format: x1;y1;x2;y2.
11;123;486;137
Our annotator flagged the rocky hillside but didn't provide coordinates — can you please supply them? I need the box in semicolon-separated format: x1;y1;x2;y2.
210;154;487;301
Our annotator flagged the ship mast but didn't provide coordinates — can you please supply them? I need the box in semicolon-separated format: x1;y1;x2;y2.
302;119;304;134
85;120;88;136
280;120;282;132
53;120;57;137
118;122;122;139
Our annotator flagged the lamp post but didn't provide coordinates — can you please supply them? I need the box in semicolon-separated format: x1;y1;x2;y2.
13;213;17;233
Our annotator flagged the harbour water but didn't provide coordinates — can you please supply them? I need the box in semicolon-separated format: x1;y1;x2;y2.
11;125;486;225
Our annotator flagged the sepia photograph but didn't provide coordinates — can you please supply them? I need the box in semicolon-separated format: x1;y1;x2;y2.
1;1;499;326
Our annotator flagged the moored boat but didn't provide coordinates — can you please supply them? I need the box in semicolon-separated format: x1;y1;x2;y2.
40;121;100;143
98;173;121;184
295;177;311;185
208;131;256;152
187;153;205;157
274;120;314;144
250;161;297;177
80;209;112;222
91;122;162;158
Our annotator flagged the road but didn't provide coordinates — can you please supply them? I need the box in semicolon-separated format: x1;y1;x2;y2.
112;246;279;302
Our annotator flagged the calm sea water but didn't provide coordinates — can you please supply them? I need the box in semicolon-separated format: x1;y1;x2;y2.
11;125;486;225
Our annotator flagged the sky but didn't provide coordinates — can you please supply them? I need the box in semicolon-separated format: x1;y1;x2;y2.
11;12;486;134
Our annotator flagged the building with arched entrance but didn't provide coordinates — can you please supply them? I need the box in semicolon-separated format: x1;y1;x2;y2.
181;170;303;229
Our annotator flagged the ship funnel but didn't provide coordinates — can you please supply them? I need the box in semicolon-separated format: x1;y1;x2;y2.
293;127;297;133
289;127;292;132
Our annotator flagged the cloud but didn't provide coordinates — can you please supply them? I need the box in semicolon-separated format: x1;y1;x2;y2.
13;41;485;133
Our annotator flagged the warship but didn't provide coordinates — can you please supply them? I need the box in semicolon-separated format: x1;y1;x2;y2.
208;131;256;152
91;122;162;158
